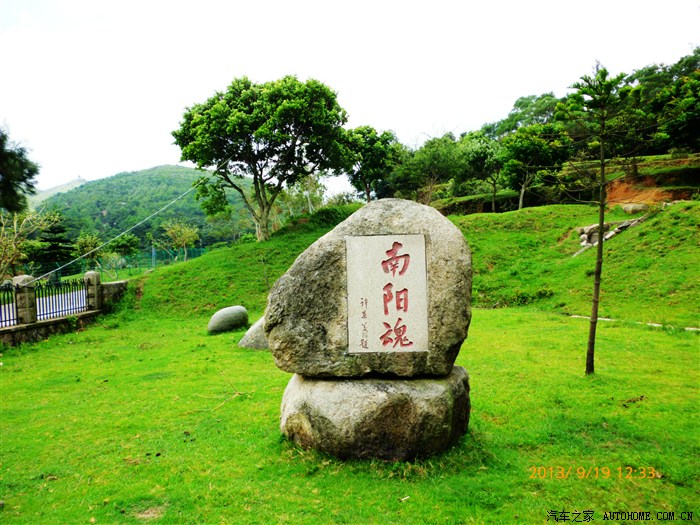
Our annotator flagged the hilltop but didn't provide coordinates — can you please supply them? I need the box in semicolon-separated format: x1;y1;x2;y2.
28;177;88;208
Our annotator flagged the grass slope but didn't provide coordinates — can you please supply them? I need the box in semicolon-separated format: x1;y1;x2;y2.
451;201;700;328
1;202;697;523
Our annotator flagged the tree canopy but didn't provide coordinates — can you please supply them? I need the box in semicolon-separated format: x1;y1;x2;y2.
173;76;349;241
0;128;39;213
345;126;397;202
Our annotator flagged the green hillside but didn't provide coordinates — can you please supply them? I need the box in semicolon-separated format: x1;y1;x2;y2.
40;165;251;245
452;202;700;328
134;201;699;329
28;177;88;209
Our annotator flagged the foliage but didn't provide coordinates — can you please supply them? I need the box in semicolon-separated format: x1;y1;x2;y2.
389;134;466;203
276;174;326;218
41;165;248;246
173;76;349;241
0;209;60;279
107;233;141;256
499;123;572;210
72;231;103;271
0;128;39;213
456;131;504;211
22;219;74;278
345;126;398;202
481;92;560;138
655;70;700;151
161;220;199;261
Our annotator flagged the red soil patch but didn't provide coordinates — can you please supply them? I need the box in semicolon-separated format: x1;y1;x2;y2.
607;177;675;206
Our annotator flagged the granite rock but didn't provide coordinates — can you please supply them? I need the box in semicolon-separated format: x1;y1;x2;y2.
280;366;470;460
238;316;269;349
265;198;472;378
207;305;248;334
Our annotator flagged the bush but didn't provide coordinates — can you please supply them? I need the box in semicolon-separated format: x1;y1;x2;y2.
237;233;257;244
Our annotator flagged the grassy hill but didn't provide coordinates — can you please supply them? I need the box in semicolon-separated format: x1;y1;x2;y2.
1;201;697;523
452;202;699;328
135;201;699;328
40;165;251;245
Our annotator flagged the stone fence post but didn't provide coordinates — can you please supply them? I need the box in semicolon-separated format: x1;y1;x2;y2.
13;275;37;325
84;271;102;311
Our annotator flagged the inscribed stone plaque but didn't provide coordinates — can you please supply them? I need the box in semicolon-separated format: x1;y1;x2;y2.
346;234;428;354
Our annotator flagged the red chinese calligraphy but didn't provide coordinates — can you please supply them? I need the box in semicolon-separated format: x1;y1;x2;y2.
379;318;414;348
381;241;410;277
383;283;409;315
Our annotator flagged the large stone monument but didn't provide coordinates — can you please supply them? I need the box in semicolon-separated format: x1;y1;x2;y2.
266;198;472;460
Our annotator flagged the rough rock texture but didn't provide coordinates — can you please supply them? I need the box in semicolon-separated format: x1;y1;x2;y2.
622;202;650;214
265;199;472;377
280;366;470;460
238;316;269;349
207;305;248;334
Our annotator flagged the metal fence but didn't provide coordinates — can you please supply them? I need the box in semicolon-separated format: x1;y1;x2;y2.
35;279;87;321
0;282;17;328
23;247;208;282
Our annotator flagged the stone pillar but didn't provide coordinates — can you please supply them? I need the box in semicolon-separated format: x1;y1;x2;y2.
13;275;37;325
84;271;102;311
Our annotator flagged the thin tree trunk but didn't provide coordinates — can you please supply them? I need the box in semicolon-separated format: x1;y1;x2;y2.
586;139;607;375
518;183;526;210
491;181;497;213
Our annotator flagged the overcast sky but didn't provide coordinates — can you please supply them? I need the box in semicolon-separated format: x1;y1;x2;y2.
1;0;698;191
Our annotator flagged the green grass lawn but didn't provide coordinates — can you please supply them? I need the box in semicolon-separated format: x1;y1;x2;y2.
1;201;698;523
1;308;697;524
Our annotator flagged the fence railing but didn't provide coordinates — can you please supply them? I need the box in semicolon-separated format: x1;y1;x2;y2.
0;272;100;329
0;282;17;328
35;279;87;321
22;247;208;282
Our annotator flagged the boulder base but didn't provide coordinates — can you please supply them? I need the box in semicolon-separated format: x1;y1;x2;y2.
207;305;248;334
280;366;470;460
238;316;268;349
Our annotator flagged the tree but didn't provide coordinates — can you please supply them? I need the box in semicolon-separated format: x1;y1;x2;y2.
173;76;349;241
655;70;700;151
26;219;74;278
345;126;397;202
626;47;700;153
73;232;103;270
0;210;60;278
457;132;503;212
560;65;628;375
162;220;199;261
374;141;412;199
276;173;326;218
107;233;141;256
0;128;39;213
500;124;571;210
404;134;464;204
482;92;560;138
